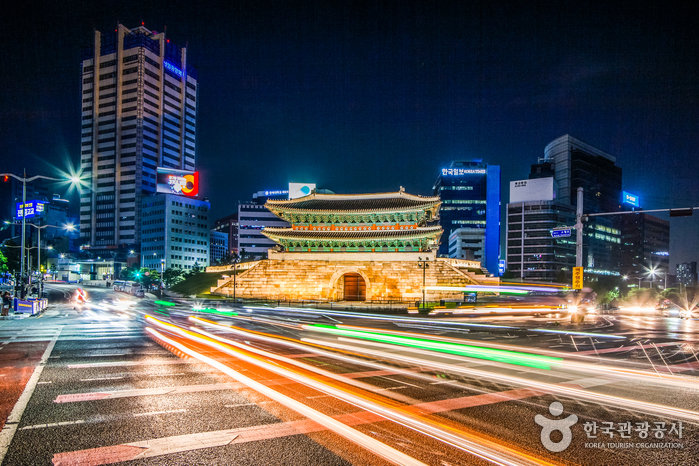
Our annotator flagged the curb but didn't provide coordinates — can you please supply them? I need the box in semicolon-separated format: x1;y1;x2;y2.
146;332;191;360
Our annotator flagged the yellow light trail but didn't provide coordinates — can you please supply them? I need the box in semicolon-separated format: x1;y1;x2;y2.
145;326;428;466
147;317;558;466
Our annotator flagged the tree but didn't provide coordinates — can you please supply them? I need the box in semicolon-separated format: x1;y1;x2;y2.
1;240;21;272
0;249;7;275
163;267;185;288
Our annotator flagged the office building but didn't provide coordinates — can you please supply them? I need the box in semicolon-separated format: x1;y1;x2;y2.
213;213;239;256
619;213;670;283
237;203;289;260
209;230;228;264
533;135;623;276
79;24;198;253
676;262;697;287
433;160;500;274
506;177;576;281
233;189;295;260
542;135;622;212
448;228;485;261
141;193;209;270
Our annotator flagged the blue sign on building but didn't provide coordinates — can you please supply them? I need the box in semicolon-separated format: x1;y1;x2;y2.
551;228;571;238
622;191;640;208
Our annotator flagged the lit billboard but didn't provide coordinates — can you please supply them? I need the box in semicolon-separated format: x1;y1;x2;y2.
289;183;316;199
15;200;46;219
622;191;640;208
156;168;199;197
510;177;557;203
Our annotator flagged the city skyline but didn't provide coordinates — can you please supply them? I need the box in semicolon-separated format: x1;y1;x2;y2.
1;1;697;269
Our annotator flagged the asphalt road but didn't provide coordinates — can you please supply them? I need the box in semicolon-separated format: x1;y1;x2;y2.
0;285;697;465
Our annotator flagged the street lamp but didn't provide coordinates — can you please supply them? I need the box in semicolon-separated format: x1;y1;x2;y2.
3;220;74;297
417;257;430;310
160;259;165;298
1;171;79;298
232;254;241;303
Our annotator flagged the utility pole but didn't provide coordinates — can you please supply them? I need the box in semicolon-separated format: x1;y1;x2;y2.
575;187;584;268
418;257;430;309
20;169;27;298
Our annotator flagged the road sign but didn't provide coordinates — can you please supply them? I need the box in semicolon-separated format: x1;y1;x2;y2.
551;228;572;238
572;267;583;289
145;271;150;276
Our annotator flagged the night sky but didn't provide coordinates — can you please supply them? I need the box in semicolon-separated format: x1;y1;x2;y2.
1;1;697;269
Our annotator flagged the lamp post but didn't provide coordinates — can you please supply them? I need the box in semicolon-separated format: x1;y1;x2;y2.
4;219;75;298
1;171;78;298
232;254;240;303
160;259;165;299
417;257;430;310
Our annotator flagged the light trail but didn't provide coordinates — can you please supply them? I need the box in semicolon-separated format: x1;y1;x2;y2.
194;316;699;393
306;337;699;424
305;324;562;370
147;317;556;466
243;305;518;329
327;324;699;387
144;327;428;466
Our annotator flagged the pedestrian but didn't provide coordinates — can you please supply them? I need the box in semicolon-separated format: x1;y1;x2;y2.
1;291;11;316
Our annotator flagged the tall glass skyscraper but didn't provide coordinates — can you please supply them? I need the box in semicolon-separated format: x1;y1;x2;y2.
433;160;501;275
540;135;622;275
79;24;198;254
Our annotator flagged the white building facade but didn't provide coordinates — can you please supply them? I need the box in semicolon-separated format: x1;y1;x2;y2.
141;193;210;270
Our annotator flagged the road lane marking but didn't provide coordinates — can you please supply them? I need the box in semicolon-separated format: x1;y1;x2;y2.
68;359;194;369
0;328;61;464
20;420;85;430
573;341;679;356
80;377;124;382
133;409;187;417
53;382;246;403
38;381;52;384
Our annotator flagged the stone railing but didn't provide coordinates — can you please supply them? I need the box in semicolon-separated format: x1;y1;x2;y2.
206;261;260;273
438;258;482;269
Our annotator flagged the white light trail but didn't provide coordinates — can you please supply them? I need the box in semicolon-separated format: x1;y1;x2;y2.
145;327;427;466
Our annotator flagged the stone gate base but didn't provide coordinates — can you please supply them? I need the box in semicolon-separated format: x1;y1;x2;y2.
211;252;498;302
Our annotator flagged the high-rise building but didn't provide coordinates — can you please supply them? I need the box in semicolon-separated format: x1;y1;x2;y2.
619;213;670;283
505;177;576;281
676;262;697;287
543;135;622;213
79;24;198;253
213;213;239;256
433;160;500;275
537;135;623;276
141;193;209;270
209;230;228;264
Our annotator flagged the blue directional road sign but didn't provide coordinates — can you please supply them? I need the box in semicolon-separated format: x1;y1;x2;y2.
551;228;571;238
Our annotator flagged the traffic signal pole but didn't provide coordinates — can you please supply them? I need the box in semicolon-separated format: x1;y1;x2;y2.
575;187;583;268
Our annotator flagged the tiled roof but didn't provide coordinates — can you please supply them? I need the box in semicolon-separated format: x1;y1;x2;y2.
265;191;441;214
262;226;442;241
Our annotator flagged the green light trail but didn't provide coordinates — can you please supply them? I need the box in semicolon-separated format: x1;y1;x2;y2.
307;324;561;370
191;308;238;317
